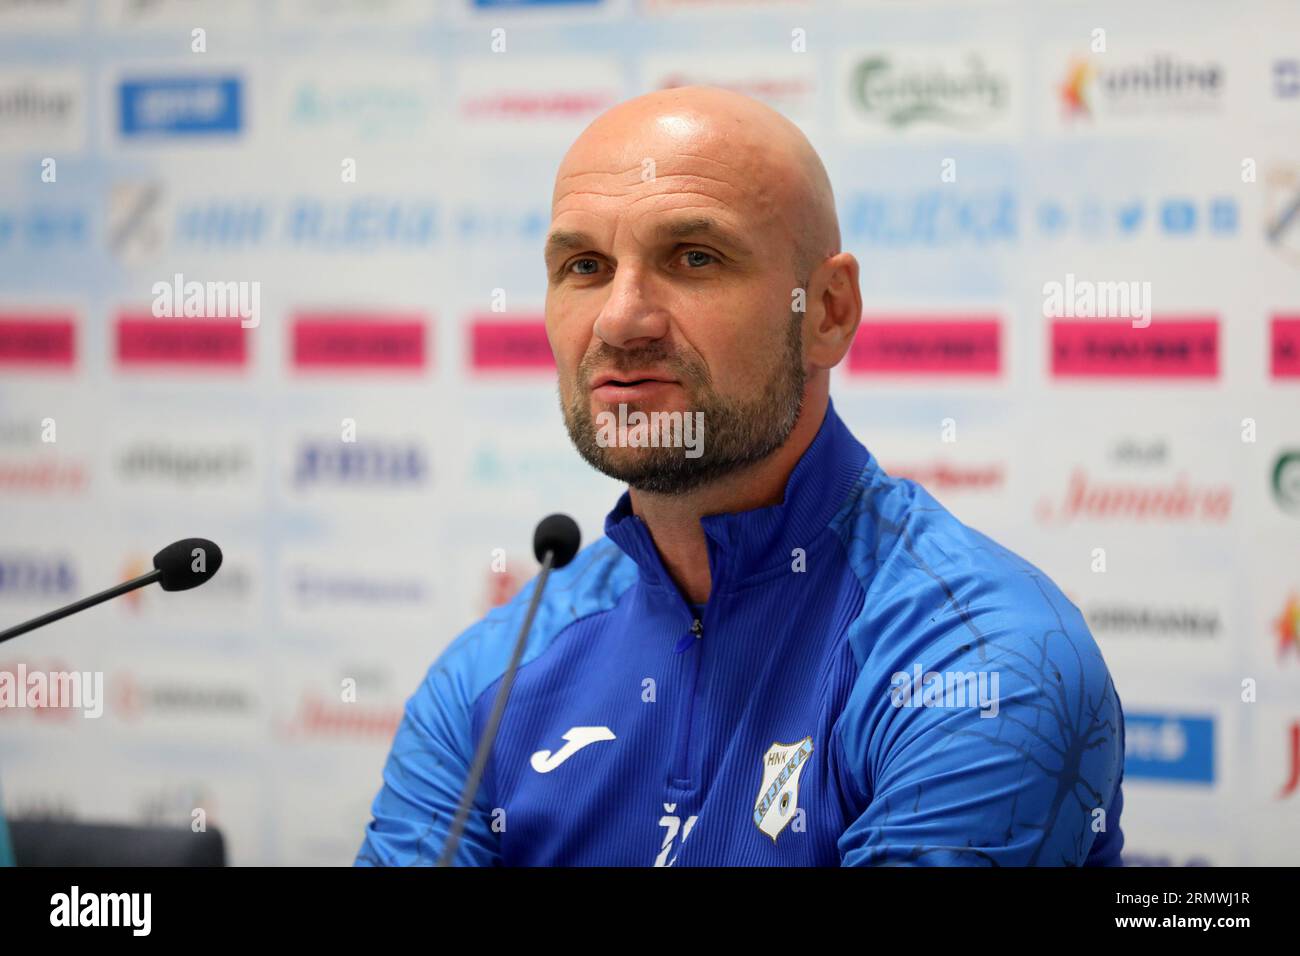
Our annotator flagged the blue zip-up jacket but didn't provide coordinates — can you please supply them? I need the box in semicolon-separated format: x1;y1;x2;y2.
357;401;1125;866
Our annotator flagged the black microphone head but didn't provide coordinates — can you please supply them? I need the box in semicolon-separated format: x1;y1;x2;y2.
153;538;223;591
533;514;581;569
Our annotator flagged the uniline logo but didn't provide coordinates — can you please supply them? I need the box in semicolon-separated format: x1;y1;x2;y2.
889;664;1000;718
1059;54;1223;119
594;404;704;459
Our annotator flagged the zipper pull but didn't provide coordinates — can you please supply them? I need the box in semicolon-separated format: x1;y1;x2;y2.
673;617;703;653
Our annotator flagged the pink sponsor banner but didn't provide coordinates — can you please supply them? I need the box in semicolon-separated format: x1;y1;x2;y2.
1051;317;1219;379
291;312;427;371
1272;315;1300;379
848;317;1001;375
116;314;247;368
0;314;76;369
469;316;555;372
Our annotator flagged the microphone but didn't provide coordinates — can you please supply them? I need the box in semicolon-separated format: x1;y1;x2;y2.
532;513;582;570
438;513;581;866
152;537;224;591
0;538;223;645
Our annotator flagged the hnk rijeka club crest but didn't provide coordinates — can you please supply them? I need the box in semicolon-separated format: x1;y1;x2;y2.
753;736;814;842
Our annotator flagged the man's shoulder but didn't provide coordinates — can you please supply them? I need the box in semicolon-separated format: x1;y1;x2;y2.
831;457;1035;589
827;463;1125;863
829;461;1106;689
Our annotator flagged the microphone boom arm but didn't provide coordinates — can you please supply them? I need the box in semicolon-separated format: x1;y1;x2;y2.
437;548;556;867
0;568;162;646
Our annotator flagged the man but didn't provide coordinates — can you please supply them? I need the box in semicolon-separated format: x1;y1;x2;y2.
357;86;1125;866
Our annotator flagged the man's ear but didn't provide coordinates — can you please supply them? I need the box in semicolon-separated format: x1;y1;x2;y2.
804;252;862;370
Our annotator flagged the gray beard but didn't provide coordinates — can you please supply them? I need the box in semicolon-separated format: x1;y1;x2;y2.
561;316;806;495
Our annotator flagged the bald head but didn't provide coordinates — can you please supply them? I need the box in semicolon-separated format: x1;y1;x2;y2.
552;85;840;285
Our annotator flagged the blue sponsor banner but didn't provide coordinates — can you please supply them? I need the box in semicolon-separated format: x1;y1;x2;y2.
842;188;1018;247
1035;197;1237;240
0;556;77;598
0;205;88;252
1125;713;1215;784
1276;59;1300;98
119;76;242;137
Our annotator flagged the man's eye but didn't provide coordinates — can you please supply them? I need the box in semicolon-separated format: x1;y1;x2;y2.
681;249;717;268
568;258;601;276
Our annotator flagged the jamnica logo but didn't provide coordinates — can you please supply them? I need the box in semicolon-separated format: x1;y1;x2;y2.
282;692;402;740
1035;468;1232;525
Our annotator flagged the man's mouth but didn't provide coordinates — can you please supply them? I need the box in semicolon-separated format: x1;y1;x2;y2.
590;372;677;389
589;372;681;403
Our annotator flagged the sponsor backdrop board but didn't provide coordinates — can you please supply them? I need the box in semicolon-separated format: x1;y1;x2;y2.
0;0;1298;865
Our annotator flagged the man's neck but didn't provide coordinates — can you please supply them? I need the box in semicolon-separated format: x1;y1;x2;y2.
627;388;829;605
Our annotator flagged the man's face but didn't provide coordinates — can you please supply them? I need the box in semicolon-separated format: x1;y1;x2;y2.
544;120;808;494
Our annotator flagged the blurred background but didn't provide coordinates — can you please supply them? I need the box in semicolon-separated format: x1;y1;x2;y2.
0;0;1297;865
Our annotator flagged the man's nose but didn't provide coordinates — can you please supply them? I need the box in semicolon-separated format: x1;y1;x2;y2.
593;265;669;350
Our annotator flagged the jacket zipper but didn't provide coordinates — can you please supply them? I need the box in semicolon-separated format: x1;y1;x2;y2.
669;614;703;787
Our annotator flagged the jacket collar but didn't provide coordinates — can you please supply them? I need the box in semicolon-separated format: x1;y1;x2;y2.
603;398;869;593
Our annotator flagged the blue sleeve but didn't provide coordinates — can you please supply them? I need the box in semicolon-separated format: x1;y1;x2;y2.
833;548;1125;867
355;635;502;867
354;541;634;867
1085;773;1126;866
